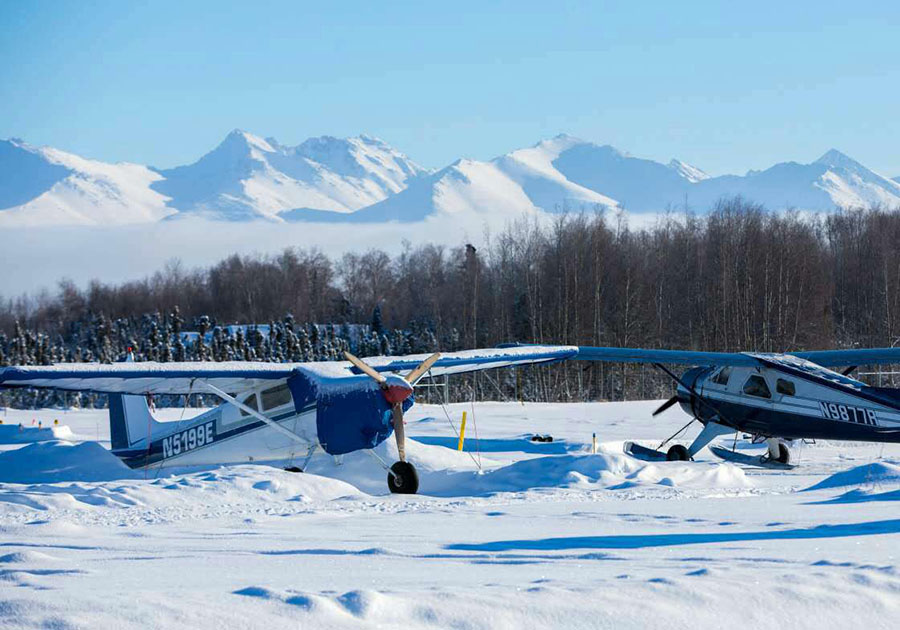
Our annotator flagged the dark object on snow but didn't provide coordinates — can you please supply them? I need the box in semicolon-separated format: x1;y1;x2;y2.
623;441;667;461
530;434;554;443
666;444;690;461
388;461;419;494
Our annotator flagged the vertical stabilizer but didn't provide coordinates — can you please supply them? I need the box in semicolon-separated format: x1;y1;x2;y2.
109;393;163;450
108;349;163;451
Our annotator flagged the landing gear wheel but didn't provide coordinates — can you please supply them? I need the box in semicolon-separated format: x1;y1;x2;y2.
666;444;690;461
387;461;419;494
774;443;791;465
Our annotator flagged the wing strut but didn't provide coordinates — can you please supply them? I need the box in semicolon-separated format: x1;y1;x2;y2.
201;382;309;446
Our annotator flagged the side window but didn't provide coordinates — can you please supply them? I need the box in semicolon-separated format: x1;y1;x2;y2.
261;384;292;410
776;379;795;396
711;367;732;386
743;375;771;399
240;393;259;417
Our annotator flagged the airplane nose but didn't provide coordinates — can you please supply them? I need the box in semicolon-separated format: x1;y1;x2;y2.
678;366;710;418
381;381;414;405
681;367;705;392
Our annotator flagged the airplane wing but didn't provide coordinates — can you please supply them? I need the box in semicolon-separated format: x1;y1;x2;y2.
0;346;579;394
790;348;900;367
334;345;579;378
575;346;900;369
0;362;294;395
574;346;759;366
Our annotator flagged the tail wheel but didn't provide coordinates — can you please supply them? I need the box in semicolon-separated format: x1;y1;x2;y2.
387;461;419;494
666;444;690;461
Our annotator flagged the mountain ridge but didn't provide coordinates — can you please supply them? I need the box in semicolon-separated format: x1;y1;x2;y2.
2;132;899;227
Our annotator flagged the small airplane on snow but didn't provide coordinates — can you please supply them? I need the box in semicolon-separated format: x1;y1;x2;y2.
0;346;577;493
578;347;900;466
2;345;900;491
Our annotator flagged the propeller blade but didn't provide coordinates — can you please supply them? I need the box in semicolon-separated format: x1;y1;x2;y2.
653;396;679;417
344;351;387;384
391;403;406;462
405;352;441;385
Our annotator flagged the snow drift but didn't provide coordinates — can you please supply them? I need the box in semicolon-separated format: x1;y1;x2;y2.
803;461;900;492
0;441;138;483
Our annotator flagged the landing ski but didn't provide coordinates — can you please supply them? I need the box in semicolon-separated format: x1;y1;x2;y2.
709;445;796;469
623;441;667;461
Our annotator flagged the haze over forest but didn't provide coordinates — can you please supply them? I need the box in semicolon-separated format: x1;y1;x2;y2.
5;200;900;404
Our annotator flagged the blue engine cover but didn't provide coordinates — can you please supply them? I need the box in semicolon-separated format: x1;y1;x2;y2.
288;369;412;455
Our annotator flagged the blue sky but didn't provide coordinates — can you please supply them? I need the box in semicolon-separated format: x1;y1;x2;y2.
2;1;898;176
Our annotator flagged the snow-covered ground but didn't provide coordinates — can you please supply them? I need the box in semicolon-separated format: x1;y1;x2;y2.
1;401;898;629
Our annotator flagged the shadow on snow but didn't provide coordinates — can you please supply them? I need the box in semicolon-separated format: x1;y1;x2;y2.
445;519;900;552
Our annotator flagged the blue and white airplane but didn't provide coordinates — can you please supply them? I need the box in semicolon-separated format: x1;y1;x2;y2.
0;346;577;493
578;347;900;465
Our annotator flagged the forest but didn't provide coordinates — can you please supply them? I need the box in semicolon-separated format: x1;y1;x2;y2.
3;197;900;408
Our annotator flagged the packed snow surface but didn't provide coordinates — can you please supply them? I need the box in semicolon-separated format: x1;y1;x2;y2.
0;401;898;629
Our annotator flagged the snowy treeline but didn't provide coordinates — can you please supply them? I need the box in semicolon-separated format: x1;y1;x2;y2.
4;198;900;409
0;311;438;366
0;310;441;409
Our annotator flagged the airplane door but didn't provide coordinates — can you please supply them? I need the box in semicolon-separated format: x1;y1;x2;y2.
739;372;776;427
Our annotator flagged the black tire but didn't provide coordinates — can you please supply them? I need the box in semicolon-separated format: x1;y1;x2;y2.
775;443;791;465
666;444;690;461
284;466;303;473
387;461;419;494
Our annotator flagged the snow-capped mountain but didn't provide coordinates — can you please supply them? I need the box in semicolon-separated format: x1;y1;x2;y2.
2;131;900;228
683;149;900;212
0;138;173;226
317;136;619;223
152;130;428;221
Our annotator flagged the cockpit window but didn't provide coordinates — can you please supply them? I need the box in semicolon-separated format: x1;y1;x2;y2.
743;375;771;399
776;379;796;396
239;393;259;417
261;384;292;410
711;367;733;386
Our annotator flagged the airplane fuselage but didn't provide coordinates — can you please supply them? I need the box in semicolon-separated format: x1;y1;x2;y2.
677;359;900;443
113;391;320;469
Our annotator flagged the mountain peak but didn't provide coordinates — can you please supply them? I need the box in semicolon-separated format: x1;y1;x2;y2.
552;133;585;143
533;134;589;153
814;148;864;170
668;159;709;183
220;129;276;153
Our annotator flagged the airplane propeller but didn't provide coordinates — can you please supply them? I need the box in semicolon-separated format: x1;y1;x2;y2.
343;351;441;465
652;395;679;417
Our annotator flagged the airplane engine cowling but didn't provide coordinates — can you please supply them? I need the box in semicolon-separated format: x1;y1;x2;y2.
288;370;415;455
316;385;394;455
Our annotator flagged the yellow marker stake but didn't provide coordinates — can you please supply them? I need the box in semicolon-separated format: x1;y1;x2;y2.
457;411;468;451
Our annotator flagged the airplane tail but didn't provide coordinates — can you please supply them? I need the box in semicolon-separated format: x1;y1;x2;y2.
108;394;164;451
